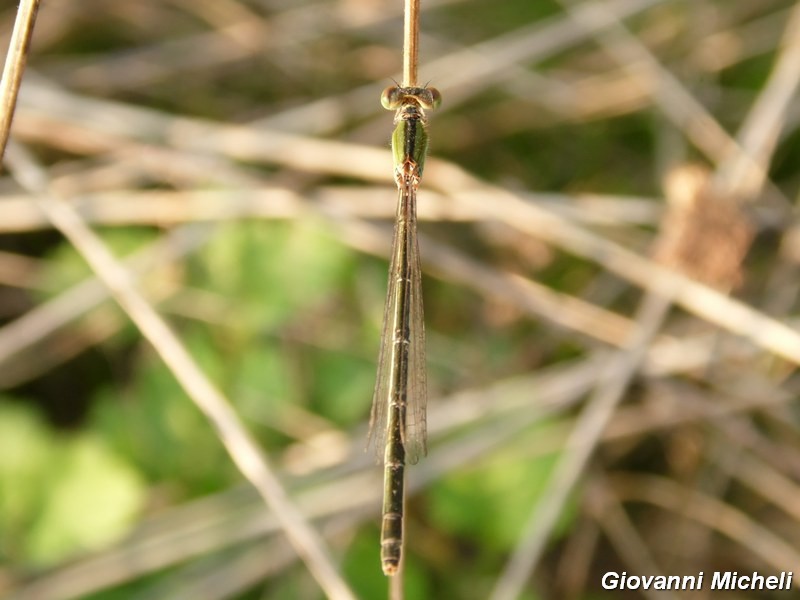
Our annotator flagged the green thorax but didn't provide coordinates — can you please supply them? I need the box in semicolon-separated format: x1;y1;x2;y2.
391;104;429;178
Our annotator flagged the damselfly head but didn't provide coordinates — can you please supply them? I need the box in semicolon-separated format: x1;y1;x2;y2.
381;85;442;111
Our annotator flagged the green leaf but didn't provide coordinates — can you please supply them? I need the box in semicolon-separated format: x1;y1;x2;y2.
0;402;55;561
91;354;230;492
0;401;146;566
25;434;145;565
194;220;354;330
310;351;375;426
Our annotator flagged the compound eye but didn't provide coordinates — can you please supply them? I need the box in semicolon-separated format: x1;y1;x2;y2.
426;87;442;110
380;86;404;110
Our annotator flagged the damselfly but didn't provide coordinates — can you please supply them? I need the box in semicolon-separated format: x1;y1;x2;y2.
367;84;441;576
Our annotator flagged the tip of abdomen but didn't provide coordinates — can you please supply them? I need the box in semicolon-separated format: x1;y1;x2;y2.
381;538;401;576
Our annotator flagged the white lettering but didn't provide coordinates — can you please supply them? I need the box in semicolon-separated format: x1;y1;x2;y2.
712;572;732;589
604;572;707;591
605;571;792;592
602;572;619;590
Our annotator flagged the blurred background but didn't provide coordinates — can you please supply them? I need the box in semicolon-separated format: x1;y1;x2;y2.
2;0;800;598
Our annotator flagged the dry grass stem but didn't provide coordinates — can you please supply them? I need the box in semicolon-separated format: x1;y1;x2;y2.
13;81;800;364
2;143;357;600
611;473;800;579
712;1;800;198
3;1;799;596
0;0;39;159
403;0;420;87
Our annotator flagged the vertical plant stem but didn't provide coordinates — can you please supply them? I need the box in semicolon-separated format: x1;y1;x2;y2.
403;0;420;87
0;0;40;160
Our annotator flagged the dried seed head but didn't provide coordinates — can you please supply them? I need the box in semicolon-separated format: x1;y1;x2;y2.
652;164;754;292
